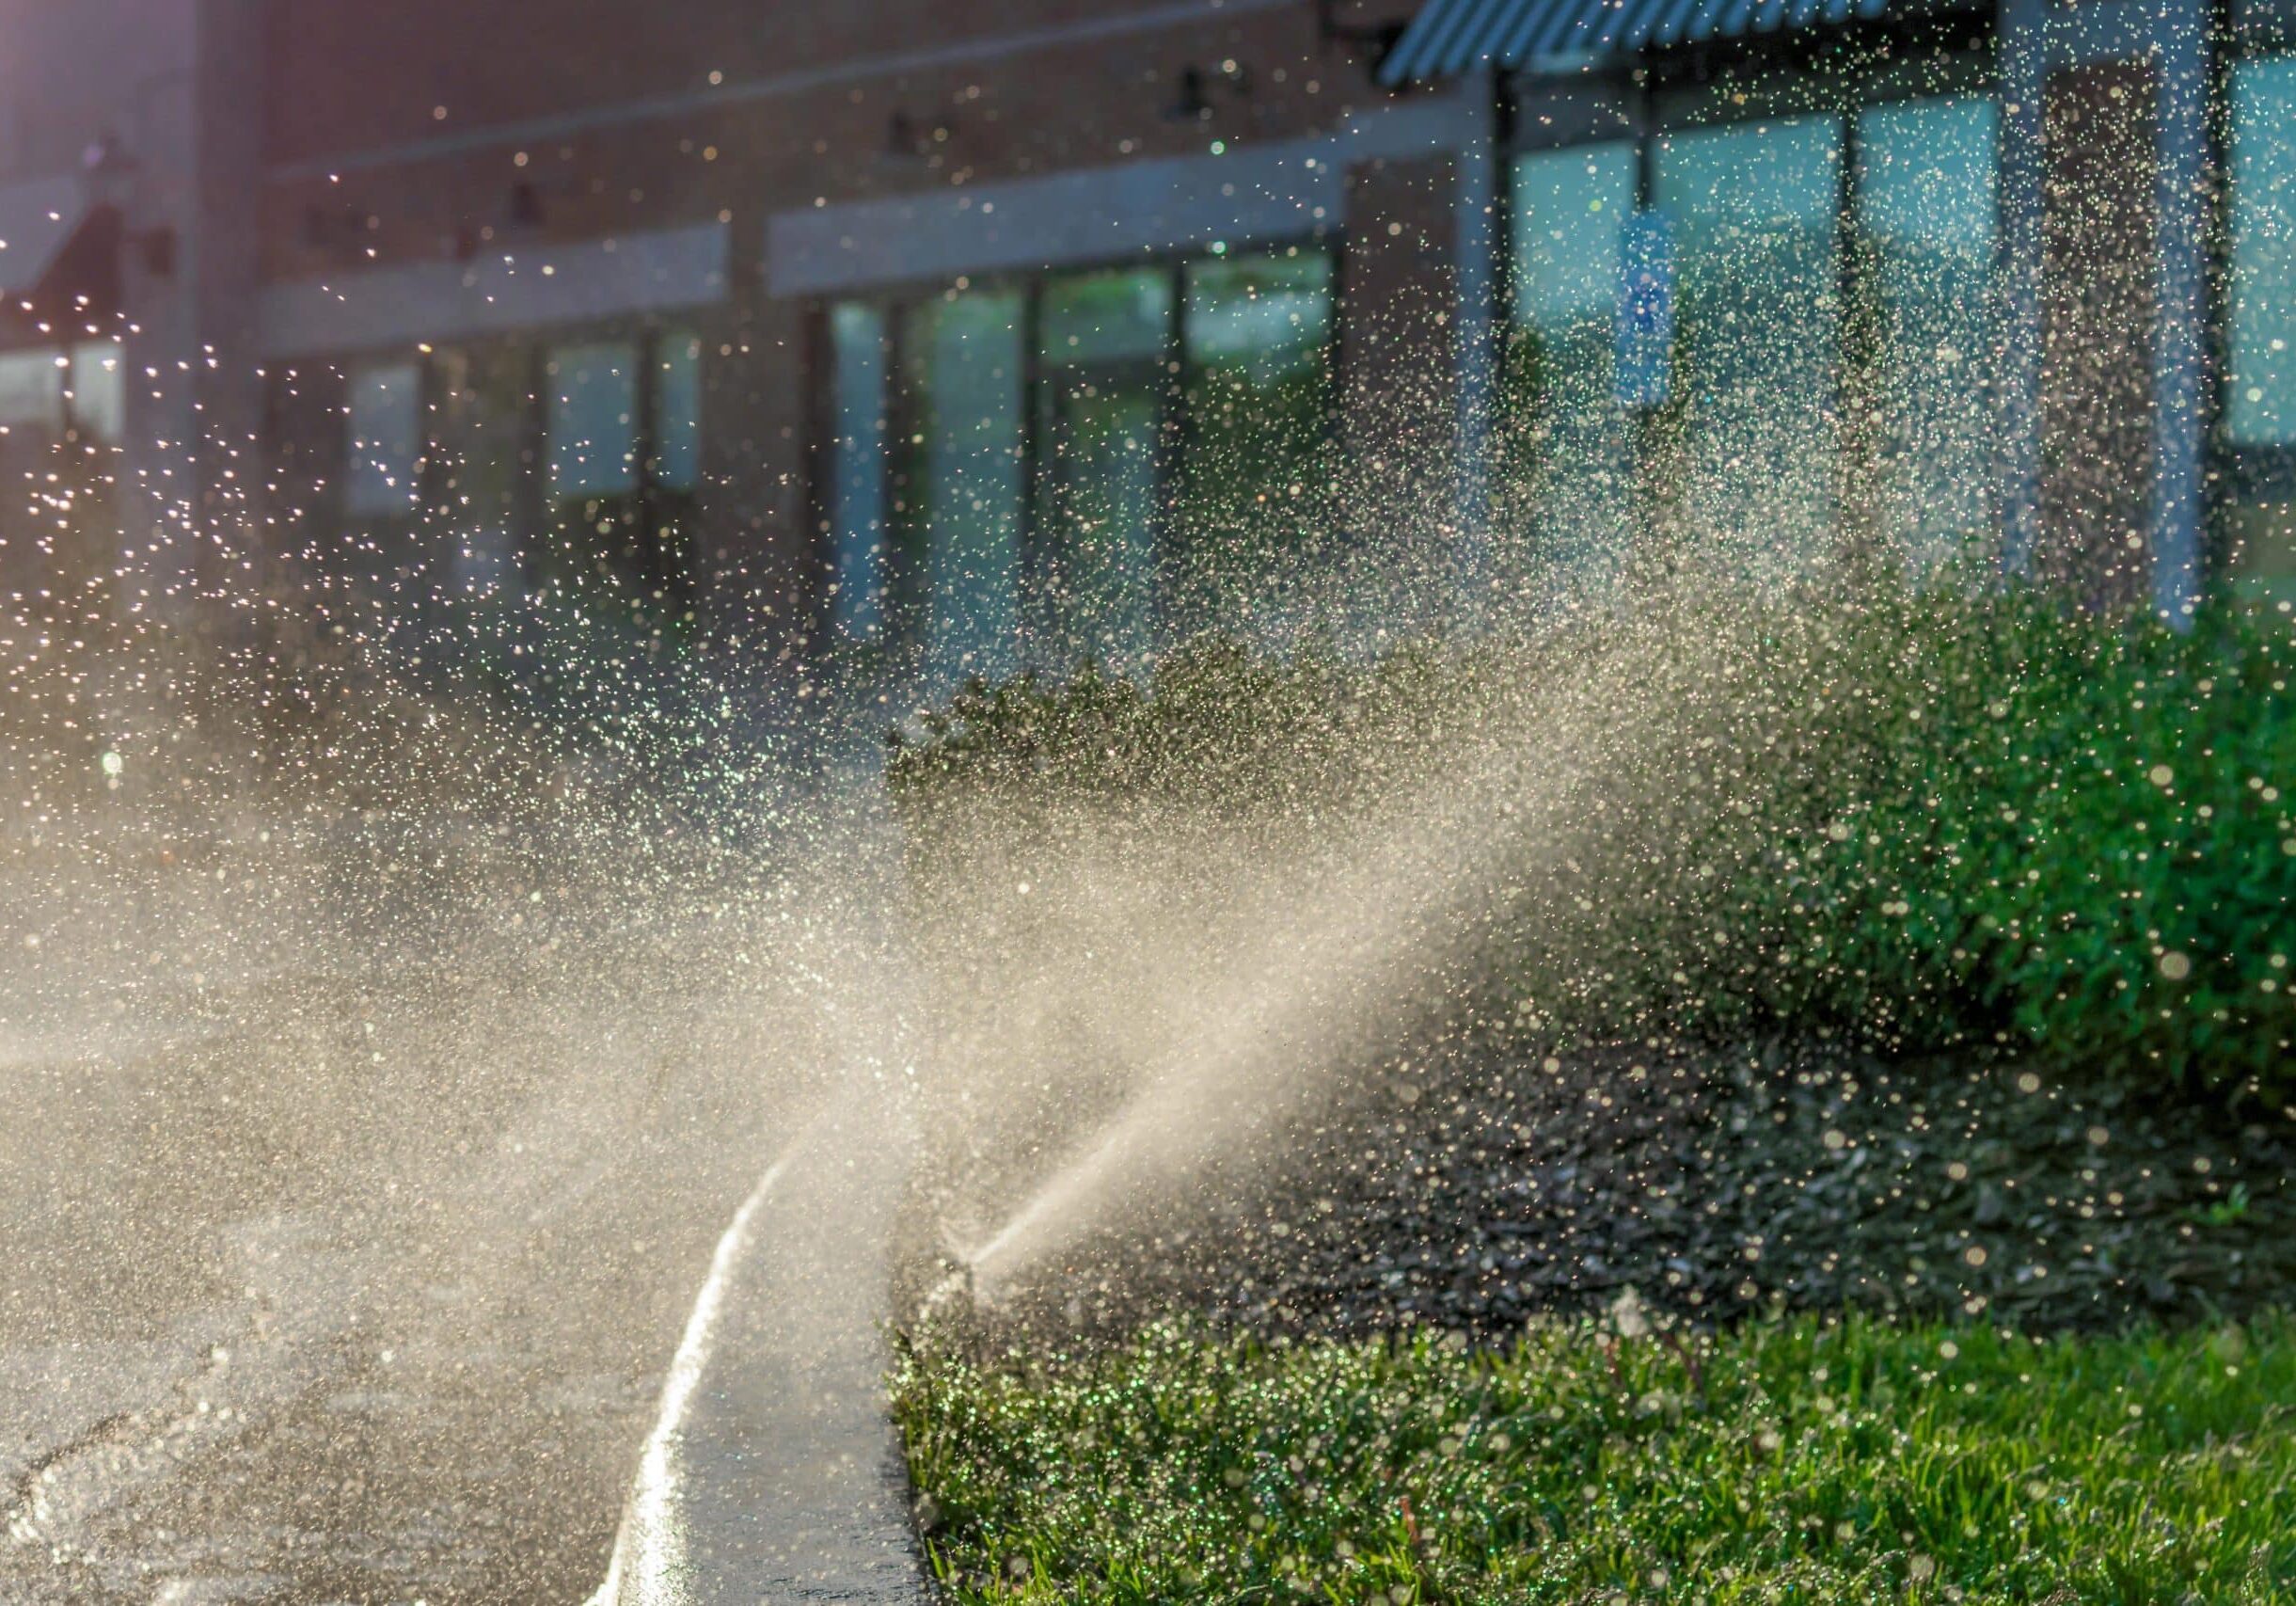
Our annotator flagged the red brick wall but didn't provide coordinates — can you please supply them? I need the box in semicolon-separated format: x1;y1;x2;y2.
253;0;1427;662
2039;59;2159;610
265;0;1296;167
1340;153;1458;516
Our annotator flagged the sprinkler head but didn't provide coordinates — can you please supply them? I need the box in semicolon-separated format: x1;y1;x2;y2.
918;1240;979;1322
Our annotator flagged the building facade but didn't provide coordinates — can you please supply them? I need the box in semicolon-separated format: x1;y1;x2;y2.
10;0;2292;718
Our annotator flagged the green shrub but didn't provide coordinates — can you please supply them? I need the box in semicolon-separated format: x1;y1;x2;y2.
887;588;2296;1105
1724;590;2296;1096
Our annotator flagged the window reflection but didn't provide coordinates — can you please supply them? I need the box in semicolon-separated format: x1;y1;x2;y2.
901;289;1024;690
66;343;123;443
653;332;702;495
829;302;891;644
346;359;421;517
1178;250;1333;633
1502;142;1637;588
546;341;638;501
2224;56;2296;603
1655;115;1845;571
1034;267;1169;674
1856;96;1999;568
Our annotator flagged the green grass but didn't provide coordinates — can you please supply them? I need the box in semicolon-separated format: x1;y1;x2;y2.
894;1311;2296;1603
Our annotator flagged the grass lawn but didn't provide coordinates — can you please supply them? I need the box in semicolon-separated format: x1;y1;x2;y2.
893;1310;2295;1603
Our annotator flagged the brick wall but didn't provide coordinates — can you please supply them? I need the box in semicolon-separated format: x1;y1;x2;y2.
1339;152;1459;565
250;0;1431;664
2038;58;2160;611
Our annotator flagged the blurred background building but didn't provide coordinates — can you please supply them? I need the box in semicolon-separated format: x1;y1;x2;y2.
0;0;2287;713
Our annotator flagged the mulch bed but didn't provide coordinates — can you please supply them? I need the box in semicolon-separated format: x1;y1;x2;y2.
928;1036;2296;1344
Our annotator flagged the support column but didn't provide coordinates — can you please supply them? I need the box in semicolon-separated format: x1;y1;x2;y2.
1339;149;1459;632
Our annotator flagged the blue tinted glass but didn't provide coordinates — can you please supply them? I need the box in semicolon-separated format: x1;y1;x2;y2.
1512;143;1635;331
830;302;888;643
346;359;420;517
546;341;637;498
1183;252;1331;382
908;290;1023;686
1654;117;1845;559
2230;56;2296;445
1041;268;1172;367
1858;97;2000;563
1858;97;1997;255
653;332;701;492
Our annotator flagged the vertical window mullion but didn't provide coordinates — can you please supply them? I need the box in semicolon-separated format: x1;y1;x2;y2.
633;326;662;597
1020;278;1046;670
1161;257;1190;651
884;297;917;652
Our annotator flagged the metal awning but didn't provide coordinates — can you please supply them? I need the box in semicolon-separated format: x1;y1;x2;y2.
0;173;108;306
1379;0;1892;82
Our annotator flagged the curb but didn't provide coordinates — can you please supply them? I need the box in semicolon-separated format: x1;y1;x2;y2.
589;1082;930;1605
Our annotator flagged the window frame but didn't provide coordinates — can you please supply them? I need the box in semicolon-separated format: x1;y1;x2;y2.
331;318;704;612
1496;17;2001;561
805;233;1342;674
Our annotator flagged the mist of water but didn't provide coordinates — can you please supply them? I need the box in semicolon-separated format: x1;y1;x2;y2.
904;575;1796;1310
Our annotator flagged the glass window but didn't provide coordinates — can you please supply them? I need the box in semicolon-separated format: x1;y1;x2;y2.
66;342;123;442
2229;56;2296;451
1178;249;1332;628
1034;267;1170;674
0;348;63;434
902;288;1024;689
345;358;421;517
430;342;533;597
1502;143;1637;586
1042;268;1172;366
653;331;702;494
1654;116;1845;570
1854;97;1998;569
1183;251;1329;381
828;302;890;644
546;341;638;500
2222;56;2296;603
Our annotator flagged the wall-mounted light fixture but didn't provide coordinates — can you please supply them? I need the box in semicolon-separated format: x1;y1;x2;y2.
1163;58;1253;122
882;109;957;162
1314;0;1407;72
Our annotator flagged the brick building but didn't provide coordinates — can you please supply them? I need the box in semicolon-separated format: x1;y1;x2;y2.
246;0;1456;700
2;0;2290;721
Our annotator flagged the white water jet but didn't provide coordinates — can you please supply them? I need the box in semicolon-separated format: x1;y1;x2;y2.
951;595;1742;1302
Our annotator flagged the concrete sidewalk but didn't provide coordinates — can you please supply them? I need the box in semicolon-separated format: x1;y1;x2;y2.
590;1061;930;1605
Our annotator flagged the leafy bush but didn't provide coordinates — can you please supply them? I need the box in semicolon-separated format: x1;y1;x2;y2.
1716;589;2295;1096
887;585;2296;1106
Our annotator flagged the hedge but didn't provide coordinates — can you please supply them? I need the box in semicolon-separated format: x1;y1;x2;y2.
886;582;2296;1107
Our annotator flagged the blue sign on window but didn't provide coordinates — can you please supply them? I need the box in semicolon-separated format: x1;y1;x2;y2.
1615;208;1674;410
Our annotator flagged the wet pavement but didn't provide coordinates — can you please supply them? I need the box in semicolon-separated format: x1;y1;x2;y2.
0;819;862;1603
